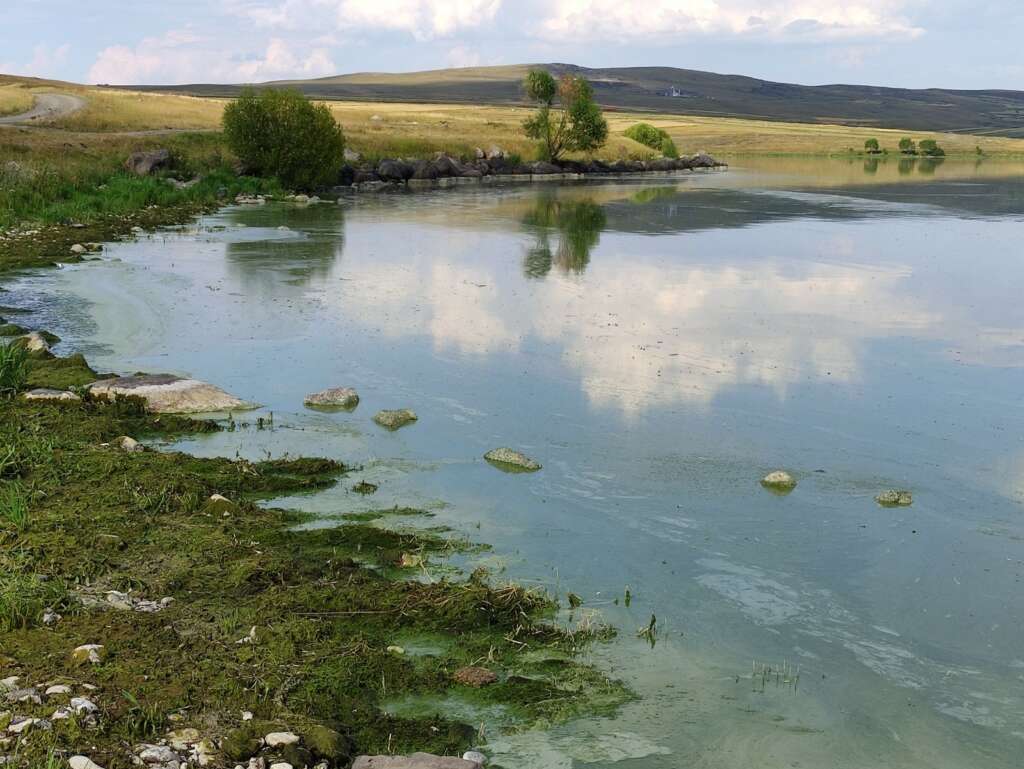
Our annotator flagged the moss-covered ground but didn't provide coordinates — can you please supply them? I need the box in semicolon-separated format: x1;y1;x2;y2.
0;354;629;768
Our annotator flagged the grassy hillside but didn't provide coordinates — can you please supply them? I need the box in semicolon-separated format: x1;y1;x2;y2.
132;63;1024;137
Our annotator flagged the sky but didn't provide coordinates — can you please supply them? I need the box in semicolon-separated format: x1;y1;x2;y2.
2;0;1022;90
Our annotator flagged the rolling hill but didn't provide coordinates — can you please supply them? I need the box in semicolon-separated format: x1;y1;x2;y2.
129;63;1024;137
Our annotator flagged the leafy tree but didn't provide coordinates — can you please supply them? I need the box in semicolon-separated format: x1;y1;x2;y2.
898;137;917;155
523;70;608;161
661;136;679;159
864;138;880;153
223;88;346;190
918;139;945;157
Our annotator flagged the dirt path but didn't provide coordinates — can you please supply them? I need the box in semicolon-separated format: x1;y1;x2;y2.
0;92;86;125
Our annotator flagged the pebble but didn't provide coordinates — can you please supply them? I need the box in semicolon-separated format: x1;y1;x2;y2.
44;684;71;697
71;644;105;665
5;688;40;705
69;757;105;769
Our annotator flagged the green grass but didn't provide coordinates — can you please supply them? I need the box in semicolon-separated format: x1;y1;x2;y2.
0;481;29;530
0;342;29;395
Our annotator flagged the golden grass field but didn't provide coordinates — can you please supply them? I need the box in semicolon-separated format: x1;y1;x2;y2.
3;75;1024;160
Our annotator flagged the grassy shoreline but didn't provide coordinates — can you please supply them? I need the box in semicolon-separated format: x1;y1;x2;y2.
0;354;629;769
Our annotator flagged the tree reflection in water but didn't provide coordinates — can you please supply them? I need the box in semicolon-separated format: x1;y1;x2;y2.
522;196;607;278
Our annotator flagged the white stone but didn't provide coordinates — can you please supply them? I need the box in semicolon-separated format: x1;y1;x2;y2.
69;756;105;769
760;470;797;490
7;717;39;734
462;752;486;766
70;243;87;255
270;764;293;769
70;697;98;715
264;732;300;748
116;436;143;453
23;389;80;403
20;332;50;353
89;374;254;415
138;744;178;764
0;679;18;693
71;644;105;665
45;685;72;697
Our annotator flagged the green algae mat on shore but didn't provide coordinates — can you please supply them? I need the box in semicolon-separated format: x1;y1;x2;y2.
0;354;629;768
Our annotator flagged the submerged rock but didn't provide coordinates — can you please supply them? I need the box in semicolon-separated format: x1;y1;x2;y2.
304;387;359;410
352;755;482;769
483;448;541;472
373;408;417;430
452;666;498;687
89;374;254;414
760;470;797;491
22;388;80;403
876;489;913;506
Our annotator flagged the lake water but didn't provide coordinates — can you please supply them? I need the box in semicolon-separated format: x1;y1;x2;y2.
9;158;1024;768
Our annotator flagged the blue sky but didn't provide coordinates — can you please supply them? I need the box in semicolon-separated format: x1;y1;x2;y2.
3;0;1022;90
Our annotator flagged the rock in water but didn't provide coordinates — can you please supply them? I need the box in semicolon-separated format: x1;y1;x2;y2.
484;448;541;472
373;409;417;430
304;387;359;410
760;470;797;491
352;755;482;769
876;489;913;506
89;374;254;414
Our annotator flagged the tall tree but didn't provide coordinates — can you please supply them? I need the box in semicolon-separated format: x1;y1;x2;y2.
523;70;608;162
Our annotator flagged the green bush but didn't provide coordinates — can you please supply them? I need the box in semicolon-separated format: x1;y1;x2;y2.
898;137;916;155
864;138;880;153
223;88;346;190
625;123;678;157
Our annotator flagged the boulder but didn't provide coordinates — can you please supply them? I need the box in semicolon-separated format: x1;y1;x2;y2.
22;388;80;403
485;146;504;160
70;243;87;255
352;756;481;769
452;666;497;687
410;160;438;181
124;149;172;176
690;152;718;168
462;752;486;766
353;169;381;184
876;489;913;507
16;331;50;353
304;387;359;410
473;147;485;159
760;470;797;491
264;732;301;748
484;448;541;472
44;684;72;698
115;435;144;453
459;168;483;179
377;159;414;182
373;409;418;430
71;644;105;665
529;161;562;175
88;374;254;414
430;155;462;178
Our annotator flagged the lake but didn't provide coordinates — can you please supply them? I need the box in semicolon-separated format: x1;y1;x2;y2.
10;157;1024;768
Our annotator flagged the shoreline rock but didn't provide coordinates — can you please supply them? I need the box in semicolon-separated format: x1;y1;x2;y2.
89;374;255;414
304;387;360;410
373;408;418;430
484;448;541;472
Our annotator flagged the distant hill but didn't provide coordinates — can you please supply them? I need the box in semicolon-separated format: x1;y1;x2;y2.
130;63;1024;137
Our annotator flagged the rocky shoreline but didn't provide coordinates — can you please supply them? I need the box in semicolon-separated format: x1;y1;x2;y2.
336;150;726;193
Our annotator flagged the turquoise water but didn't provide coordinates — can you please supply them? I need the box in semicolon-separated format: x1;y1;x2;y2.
10;163;1024;767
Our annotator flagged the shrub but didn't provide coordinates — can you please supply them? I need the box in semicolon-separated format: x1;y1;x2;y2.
522;70;608;161
625;123;678;157
898;137;916;155
919;139;945;157
864;138;880;153
0;342;28;397
223;88;346;190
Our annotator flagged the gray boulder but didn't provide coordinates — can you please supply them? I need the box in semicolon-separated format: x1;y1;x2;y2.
377;159;414;182
430;155;462;178
124;149;171;176
373;409;418;430
304;387;359;410
89;374;254;414
529;161;562;175
484;448;541;472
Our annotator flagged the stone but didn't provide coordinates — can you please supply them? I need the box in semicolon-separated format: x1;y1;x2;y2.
51;707;73;720
70;697;98;715
23;388;81;403
221;725;263;761
270;764;293;769
138;744;178;764
483;448;541;472
304;387;359;410
194;738;219;766
89;374;254;414
373;409;417;430
6;717;40;734
377;159;414;182
124;149;171;176
429;155;462;178
529;161;562;175
71;644;105;665
462;752;486;766
352;755;481;769
42;609;61;625
452;666;498;687
69;758;105;769
264;732;301;748
0;679;19;692
344;148;362;162
876;489;913;506
5;688;41;705
44;685;71;697
760;470;797;491
115;435;143;453
303;724;350;762
70;243;87;255
17;332;50;353
485;146;504;161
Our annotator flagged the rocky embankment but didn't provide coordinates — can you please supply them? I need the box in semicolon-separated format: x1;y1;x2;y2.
337;148;725;192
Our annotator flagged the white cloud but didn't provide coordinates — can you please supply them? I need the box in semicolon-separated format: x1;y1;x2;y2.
445;45;483;68
538;0;925;42
88;31;336;85
4;43;72;79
